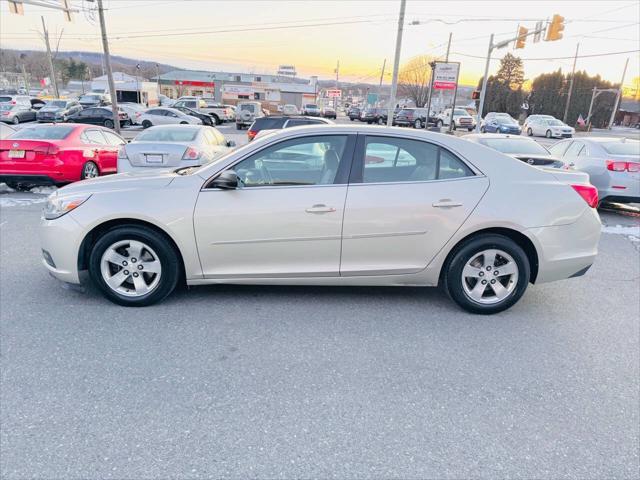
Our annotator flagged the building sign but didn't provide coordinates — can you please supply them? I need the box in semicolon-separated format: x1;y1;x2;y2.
326;89;342;98
223;85;254;95
433;62;460;90
174;80;214;87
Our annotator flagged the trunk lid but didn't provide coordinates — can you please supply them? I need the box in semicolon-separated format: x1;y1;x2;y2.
123;141;190;168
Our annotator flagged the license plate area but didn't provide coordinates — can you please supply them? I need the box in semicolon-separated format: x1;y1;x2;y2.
8;150;25;159
145;154;163;164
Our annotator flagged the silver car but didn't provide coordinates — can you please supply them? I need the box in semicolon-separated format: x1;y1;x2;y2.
465;133;568;169
117;125;235;173
549;137;640;204
40;125;601;314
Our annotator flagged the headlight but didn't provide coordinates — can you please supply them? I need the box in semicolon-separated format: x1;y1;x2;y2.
43;192;92;220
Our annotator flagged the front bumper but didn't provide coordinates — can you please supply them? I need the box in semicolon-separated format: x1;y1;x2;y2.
39;212;85;284
528;207;601;284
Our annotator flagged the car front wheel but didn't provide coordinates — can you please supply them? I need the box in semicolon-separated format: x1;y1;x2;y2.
89;226;180;307
545;130;552;138
12;116;20;125
142;120;152;129
103;119;114;129
443;234;530;314
81;161;99;180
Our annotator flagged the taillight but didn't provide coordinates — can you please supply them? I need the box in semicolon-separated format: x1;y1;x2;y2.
117;146;128;160
182;147;201;160
607;160;639;172
248;130;257;141
33;145;59;157
571;184;599;208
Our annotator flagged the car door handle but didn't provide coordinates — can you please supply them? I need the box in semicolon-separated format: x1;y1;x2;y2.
432;200;463;208
305;204;336;214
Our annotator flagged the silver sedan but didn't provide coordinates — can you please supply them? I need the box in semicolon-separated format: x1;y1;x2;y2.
117;125;235;173
40;125;601;314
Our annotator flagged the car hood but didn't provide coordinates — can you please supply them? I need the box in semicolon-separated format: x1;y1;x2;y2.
55;170;177;196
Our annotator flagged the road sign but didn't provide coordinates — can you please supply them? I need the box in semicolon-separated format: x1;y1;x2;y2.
367;93;378;105
326;89;342;98
432;62;460;90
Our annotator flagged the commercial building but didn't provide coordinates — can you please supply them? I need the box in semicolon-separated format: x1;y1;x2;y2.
90;72;159;106
152;69;317;110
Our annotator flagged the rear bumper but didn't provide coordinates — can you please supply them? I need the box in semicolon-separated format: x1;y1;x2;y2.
528;207;601;284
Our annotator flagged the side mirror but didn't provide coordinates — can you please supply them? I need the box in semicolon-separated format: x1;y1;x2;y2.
227;140;236;147
210;170;238;189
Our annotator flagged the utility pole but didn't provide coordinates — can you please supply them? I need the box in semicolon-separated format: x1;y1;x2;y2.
387;0;406;126
378;58;386;94
437;32;452;112
96;0;121;134
334;60;339;109
586;86;597;131
563;43;579;123
608;57;629;129
41;17;59;98
476;33;494;132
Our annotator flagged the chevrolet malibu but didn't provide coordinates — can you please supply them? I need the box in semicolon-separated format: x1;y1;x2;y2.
40;125;601;314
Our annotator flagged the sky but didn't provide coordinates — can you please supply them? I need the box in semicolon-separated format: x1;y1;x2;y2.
1;0;639;89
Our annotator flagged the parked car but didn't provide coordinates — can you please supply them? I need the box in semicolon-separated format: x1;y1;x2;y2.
171;105;214;126
301;103;321;116
0;94;31;106
481;115;522;135
282;104;299;115
39;125;600;314
436;108;475;131
67;106;130;129
235;101;264;130
526;117;575;138
36;99;83;123
0;123;125;188
394;107;436;129
361;107;389;125
464;134;569;169
118;103;147;126
0;104;36;124
223;104;236;121
549;137;639;204
173;97;231;125
248;115;333;141
322;106;337;119
0;122;16;139
347;106;361;121
137;107;201;128
78;93;111;108
523;114;554;132
117;125;235;173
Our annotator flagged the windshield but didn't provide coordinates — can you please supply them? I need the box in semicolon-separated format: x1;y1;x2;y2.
46;101;67;108
601;141;640;156
454;108;468;116
480;138;549;155
79;95;100;101
496;117;516;124
0;96;13;103
547;119;565;126
8;125;75;140
239;104;257;112
305;104;318;109
0;104;14;111
135;128;198;142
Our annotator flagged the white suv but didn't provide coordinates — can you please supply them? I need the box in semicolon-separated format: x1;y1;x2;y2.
436;108;476;131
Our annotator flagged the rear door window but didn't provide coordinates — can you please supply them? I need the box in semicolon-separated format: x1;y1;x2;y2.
82;129;108;145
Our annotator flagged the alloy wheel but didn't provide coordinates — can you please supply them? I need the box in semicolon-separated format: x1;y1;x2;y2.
414;119;422;129
82;162;99;179
100;240;162;297
461;249;519;305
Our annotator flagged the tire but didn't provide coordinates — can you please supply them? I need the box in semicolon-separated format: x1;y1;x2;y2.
103;119;114;129
123;120;131;127
88;225;180;307
437;120;443;127
467;127;474;132
236;123;243;130
180;121;188;125
545;130;552;138
210;115;220;125
81;161;99;180
142;120;152;129
414;119;422;129
350;118;354;121
377;117;385;125
443;234;530;315
527;128;533;136
12;116;19;125
5;181;20;190
480;126;486;133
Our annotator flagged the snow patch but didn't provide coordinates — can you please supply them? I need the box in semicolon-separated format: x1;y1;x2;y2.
0;197;47;207
29;186;58;195
602;224;640;243
0;183;15;193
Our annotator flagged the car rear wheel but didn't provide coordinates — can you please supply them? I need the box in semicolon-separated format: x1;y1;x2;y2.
377;117;385;125
545;130;552;138
414;119;422;129
211;115;220;125
89;226;180;307
103;119;114;129
12;116;19;125
142;120;152;129
527;128;533;136
81;161;99;180
480;126;486;133
443;234;530;314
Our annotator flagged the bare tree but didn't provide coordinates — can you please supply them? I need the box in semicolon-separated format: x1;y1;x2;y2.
398;55;435;107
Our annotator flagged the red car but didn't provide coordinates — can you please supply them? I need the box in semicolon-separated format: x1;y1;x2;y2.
0;123;125;189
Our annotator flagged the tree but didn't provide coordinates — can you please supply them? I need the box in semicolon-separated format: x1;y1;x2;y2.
398;55;435;108
494;53;525;90
476;53;525;117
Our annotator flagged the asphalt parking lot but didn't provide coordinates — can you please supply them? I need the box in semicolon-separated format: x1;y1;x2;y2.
1;118;639;478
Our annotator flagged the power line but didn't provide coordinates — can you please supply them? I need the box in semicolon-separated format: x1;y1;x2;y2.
451;49;640;61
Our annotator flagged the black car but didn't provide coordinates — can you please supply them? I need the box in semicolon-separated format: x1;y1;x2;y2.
67;106;129;129
78;93;111;108
394;107;437;128
36;99;83;122
361;107;388;125
347;106;361;121
172;105;214;126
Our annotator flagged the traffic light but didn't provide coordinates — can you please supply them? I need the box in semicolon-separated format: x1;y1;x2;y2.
515;26;528;49
546;14;565;41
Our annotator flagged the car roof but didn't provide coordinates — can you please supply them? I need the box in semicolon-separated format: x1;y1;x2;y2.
464;133;531;140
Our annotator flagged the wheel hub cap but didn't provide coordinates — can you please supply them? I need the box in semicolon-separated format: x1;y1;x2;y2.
100;240;161;297
461;249;518;305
